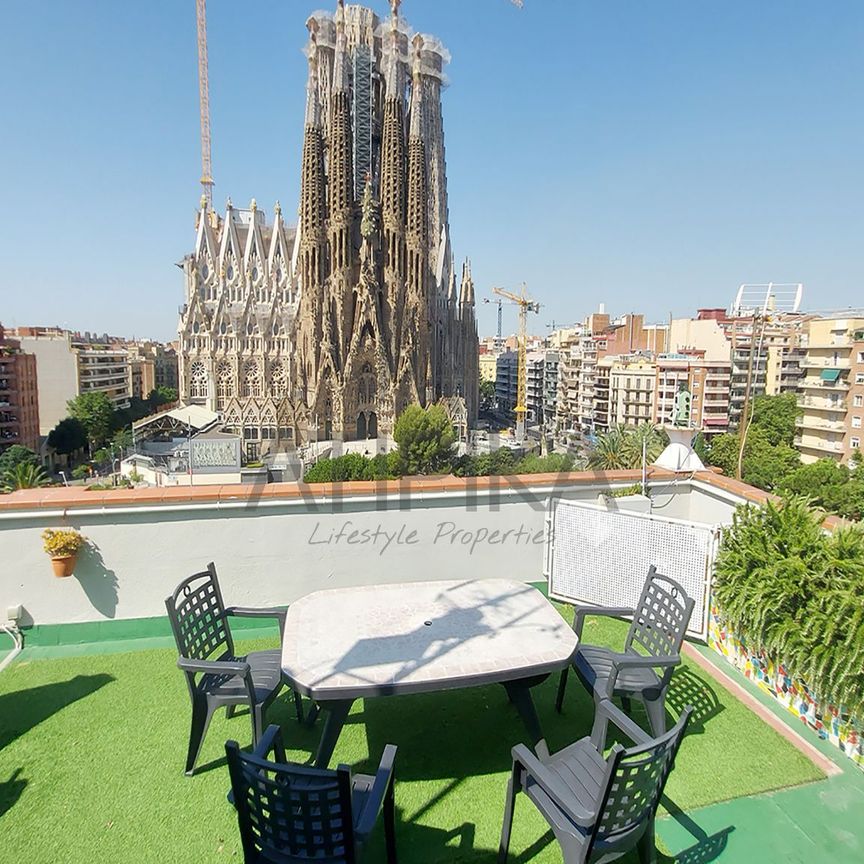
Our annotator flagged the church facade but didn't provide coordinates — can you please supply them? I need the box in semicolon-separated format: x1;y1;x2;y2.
177;1;478;456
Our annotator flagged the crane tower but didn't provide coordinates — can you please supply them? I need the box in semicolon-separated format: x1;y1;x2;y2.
195;0;214;207
493;285;540;444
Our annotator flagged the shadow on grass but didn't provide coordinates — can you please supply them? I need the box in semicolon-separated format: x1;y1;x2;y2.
0;673;113;818
665;668;724;734
0;768;27;819
0;674;114;750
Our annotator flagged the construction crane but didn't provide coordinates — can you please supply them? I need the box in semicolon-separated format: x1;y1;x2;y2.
195;0;214;208
492;284;540;444
482;296;504;348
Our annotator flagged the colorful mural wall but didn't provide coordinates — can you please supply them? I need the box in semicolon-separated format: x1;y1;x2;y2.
709;605;863;770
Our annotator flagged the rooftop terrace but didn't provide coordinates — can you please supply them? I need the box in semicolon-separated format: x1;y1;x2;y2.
1;470;862;862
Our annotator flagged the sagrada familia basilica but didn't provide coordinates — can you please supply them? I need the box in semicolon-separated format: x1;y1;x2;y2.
177;1;479;456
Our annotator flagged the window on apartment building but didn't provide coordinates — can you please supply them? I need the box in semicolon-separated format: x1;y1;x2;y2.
852;437;861;450
854;417;862;429
858;352;864;364
855;395;864;408
858;374;864;385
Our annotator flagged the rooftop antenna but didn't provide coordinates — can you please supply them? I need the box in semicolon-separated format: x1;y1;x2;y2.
195;0;214;208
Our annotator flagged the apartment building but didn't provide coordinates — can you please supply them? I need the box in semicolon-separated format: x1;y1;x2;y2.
0;326;40;453
495;351;518;416
655;354;731;437
796;316;864;464
12;327;131;435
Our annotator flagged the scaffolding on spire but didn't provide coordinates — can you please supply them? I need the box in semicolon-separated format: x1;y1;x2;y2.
195;0;214;208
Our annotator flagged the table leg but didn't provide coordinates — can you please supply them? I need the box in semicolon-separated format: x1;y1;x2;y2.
503;675;550;760
312;699;354;768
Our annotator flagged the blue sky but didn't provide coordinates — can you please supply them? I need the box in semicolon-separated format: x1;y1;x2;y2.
1;1;862;341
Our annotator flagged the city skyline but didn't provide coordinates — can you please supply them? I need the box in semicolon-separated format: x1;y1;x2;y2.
2;1;863;341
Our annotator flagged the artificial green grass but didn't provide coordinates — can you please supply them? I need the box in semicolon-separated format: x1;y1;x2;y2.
0;615;823;863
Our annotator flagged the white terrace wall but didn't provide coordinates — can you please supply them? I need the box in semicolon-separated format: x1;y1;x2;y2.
0;474;741;629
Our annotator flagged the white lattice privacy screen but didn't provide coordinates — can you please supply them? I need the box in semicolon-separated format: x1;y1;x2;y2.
545;499;720;639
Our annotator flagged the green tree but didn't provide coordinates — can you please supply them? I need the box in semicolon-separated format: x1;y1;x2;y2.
479;380;496;408
713;496;864;717
67;392;114;450
0;444;40;475
113;428;133;452
47;417;88;456
748;393;798;446
587;426;629;470
708;428;800;491
780;459;849;511
1;461;51;492
148;386;178;408
622;423;667;467
587;424;666;471
393;405;456;475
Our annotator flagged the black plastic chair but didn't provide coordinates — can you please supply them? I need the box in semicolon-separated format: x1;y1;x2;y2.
556;566;695;735
500;699;692;864
166;563;303;775
226;724;398;864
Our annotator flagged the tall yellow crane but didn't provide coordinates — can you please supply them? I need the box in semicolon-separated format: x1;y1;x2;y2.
195;0;214;208
493;284;540;443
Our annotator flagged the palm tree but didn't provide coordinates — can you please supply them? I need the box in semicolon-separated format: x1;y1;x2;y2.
622;422;668;467
1;461;51;493
587;426;630;470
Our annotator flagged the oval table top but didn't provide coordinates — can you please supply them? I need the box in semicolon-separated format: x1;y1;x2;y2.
281;578;578;700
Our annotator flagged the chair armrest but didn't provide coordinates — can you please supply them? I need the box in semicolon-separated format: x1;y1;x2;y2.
603;652;681;698
251;724;287;762
571;605;634;640
354;744;398;840
511;744;595;828
610;652;681;670
226;606;287;638
591;698;652;749
177;656;251;677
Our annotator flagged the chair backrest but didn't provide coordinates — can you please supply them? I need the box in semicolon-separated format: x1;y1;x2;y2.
165;563;234;662
226;740;357;864
592;707;692;852
624;566;695;660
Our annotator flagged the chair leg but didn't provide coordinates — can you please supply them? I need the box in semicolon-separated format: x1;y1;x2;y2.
384;779;398;864
251;703;265;746
293;689;304;724
555;667;569;713
225;704;236;720
644;697;666;737
498;774;518;864
185;698;214;776
620;696;632;715
637;816;657;864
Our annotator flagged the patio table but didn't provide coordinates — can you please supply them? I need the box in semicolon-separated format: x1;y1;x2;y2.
281;578;578;767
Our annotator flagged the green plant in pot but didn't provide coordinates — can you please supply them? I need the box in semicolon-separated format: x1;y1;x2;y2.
42;528;87;578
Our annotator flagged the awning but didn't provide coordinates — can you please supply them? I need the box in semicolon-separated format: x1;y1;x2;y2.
820;369;841;382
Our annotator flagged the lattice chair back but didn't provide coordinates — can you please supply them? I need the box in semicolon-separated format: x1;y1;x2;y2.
226;741;357;864
625;566;694;663
166;563;235;664
593;707;692;851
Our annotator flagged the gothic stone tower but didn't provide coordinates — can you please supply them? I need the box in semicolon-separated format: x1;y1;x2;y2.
292;0;478;443
178;197;298;460
178;0;479;451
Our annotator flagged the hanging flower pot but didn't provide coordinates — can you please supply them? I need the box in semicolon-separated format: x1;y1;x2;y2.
50;554;79;578
42;529;87;578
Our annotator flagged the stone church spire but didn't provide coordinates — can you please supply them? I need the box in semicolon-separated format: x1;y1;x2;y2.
405;35;430;400
297;28;328;397
328;1;354;363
